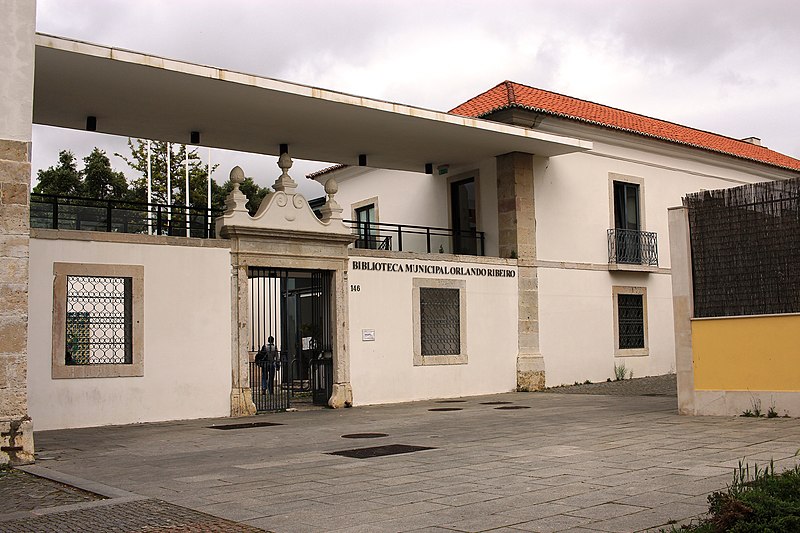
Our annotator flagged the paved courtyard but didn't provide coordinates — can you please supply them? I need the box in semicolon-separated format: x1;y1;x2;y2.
6;380;800;532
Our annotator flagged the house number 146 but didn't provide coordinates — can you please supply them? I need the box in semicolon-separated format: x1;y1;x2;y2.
350;284;361;292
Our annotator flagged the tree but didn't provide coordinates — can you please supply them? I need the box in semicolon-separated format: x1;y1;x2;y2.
82;148;128;200
212;176;271;216
117;139;211;207
33;150;83;196
118;138;270;215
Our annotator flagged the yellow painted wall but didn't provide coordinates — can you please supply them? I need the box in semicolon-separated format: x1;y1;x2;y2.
692;314;800;391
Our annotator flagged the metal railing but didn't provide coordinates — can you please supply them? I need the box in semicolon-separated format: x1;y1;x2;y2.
345;219;485;256
608;228;658;266
30;193;221;238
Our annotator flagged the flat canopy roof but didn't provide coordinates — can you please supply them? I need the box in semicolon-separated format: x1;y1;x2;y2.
33;34;591;173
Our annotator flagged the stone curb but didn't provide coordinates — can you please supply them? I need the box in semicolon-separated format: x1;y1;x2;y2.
0;464;149;522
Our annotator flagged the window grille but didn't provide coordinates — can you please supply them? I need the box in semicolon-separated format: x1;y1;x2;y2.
419;288;460;355
65;275;133;365
617;294;644;349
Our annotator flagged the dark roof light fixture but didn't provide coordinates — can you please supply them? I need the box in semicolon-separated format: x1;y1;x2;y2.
190;131;200;144
358;154;367;166
86;116;97;131
424;163;433;174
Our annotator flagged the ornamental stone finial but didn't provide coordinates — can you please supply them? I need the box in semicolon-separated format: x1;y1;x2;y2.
224;165;250;215
230;166;245;188
320;176;343;223
273;152;297;193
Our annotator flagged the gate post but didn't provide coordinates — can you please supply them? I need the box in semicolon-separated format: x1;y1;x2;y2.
230;262;257;416
329;268;353;408
217;159;355;415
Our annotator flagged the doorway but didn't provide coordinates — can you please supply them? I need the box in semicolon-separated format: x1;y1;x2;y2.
450;177;478;255
247;267;334;411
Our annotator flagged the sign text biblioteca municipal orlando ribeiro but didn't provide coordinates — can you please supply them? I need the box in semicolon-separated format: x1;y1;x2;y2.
351;260;516;278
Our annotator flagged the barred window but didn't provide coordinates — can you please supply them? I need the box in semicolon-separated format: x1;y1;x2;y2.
613;286;648;356
65;276;133;365
617;294;644;349
420;288;460;356
413;279;467;366
52;263;144;379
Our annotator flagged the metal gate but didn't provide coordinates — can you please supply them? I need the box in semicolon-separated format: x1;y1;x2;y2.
248;268;333;411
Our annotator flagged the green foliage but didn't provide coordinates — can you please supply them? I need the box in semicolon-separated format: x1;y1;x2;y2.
82;148;128;200
742;398;763;418
673;460;800;532
33;150;82;196
37;140;271;215
117;139;212;207
614;361;631;381
767;400;778;418
212;176;270;216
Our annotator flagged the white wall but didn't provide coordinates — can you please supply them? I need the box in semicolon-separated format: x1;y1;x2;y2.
328;159;501;257
538;268;675;386
534;144;771;267
28;236;232;430
532;135;777;386
348;254;518;404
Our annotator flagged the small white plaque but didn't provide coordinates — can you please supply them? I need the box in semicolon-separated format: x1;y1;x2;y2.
362;329;376;342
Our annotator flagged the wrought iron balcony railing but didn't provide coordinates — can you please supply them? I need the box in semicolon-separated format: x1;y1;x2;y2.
344;220;485;256
30;193;221;238
607;228;658;266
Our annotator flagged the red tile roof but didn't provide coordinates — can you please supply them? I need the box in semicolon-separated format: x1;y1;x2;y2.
306;163;347;180
450;81;800;173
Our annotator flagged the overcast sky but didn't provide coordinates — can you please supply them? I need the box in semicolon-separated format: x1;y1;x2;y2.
33;0;800;198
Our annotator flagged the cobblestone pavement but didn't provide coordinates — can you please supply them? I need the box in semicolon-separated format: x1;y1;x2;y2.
0;467;102;513
0;497;264;532
543;374;678;397
0;467;264;532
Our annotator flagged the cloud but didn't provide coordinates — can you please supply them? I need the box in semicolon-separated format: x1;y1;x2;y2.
34;0;800;160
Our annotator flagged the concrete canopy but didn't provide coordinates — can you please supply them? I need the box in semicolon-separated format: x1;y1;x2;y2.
33;34;591;173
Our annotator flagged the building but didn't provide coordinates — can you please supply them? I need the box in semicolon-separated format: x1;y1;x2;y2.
3;3;800;464
313;80;800;403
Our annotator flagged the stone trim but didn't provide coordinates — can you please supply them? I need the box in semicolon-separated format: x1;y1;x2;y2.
612;285;649;357
31;228;231;249
349;248;517;266
536;259;670;274
412;278;467;366
51;263;144;379
350;196;380;222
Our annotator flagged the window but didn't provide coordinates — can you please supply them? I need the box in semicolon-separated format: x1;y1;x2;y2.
420;288;460;355
354;203;377;249
450;177;478;255
66;275;133;365
52;263;144;378
613;180;641;264
412;278;467;366
612;286;648;357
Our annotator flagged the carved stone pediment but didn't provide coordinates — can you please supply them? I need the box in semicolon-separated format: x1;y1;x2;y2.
216;154;350;237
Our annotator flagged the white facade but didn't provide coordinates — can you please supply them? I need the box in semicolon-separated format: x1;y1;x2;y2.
348;254;518;404
28;233;232;430
326;120;796;388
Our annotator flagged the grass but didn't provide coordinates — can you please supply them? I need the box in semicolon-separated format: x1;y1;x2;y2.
671;460;800;531
614;361;633;381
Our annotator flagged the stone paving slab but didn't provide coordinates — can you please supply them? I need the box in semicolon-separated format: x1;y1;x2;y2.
20;384;800;532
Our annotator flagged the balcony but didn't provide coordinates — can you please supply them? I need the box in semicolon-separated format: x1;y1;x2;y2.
607;228;658;268
345;220;485;256
30;193;221;238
